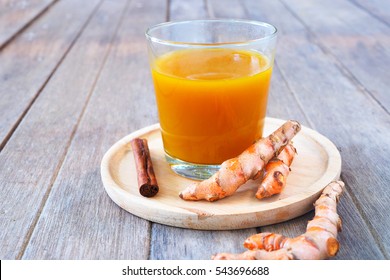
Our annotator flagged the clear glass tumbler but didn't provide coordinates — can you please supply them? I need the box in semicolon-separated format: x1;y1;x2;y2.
145;19;277;180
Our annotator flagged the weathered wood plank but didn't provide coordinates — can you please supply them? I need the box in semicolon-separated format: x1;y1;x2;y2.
0;0;101;150
280;0;390;112
0;0;57;48
242;0;390;259
349;0;390;26
169;0;208;20
0;0;107;260
22;0;167;259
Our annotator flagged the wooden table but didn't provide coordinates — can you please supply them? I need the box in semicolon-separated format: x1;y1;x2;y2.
1;0;389;260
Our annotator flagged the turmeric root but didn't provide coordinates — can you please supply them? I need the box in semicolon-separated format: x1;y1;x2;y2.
179;120;301;202
212;181;344;260
255;142;296;199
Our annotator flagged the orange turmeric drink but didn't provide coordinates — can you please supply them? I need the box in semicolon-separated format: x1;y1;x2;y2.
151;48;272;165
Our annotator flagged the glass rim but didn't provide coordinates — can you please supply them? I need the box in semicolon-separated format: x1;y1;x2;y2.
145;19;277;47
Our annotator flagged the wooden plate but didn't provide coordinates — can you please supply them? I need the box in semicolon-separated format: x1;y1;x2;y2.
101;118;341;230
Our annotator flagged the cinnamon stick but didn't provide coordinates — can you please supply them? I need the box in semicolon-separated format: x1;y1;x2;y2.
130;138;159;197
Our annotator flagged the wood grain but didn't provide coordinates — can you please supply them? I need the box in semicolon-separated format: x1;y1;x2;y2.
349;0;390;26
0;0;57;48
0;0;102;150
242;0;390;258
22;0;167;259
280;0;390;112
0;0;113;260
169;0;208;20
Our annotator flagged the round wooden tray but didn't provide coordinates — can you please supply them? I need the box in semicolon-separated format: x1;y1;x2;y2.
100;118;341;230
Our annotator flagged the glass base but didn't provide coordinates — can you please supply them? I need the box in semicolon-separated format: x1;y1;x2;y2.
165;153;220;180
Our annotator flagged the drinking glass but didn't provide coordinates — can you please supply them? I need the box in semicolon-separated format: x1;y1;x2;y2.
145;19;277;180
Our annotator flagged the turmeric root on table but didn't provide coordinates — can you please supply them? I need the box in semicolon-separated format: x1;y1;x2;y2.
179;120;301;202
255;142;296;200
212;181;344;260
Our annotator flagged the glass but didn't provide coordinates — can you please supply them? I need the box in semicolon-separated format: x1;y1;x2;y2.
145;19;277;180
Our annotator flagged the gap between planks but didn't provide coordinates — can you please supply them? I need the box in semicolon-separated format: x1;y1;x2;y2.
20;0;165;259
166;0;171;21
340;174;389;259
278;0;390;116
268;0;389;257
273;61;314;129
347;0;390;27
14;0;120;260
0;0;60;151
0;0;59;51
148;0;172;259
207;0;388;259
0;0;103;153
